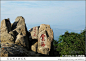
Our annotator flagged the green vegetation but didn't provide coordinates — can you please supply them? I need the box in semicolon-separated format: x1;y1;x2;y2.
53;29;85;56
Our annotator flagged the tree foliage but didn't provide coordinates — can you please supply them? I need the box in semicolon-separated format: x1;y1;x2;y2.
53;30;85;56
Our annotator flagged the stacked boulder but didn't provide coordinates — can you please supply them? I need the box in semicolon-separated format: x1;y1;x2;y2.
29;24;53;55
0;16;54;56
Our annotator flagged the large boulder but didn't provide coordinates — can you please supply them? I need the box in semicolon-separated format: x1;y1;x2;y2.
1;18;11;33
30;24;54;55
37;24;53;55
12;16;26;36
1;18;14;47
29;26;39;39
38;30;50;55
39;24;53;42
12;16;29;49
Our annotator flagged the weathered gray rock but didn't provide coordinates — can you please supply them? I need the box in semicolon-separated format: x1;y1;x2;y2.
1;32;14;47
12;16;26;36
15;33;26;47
0;45;30;57
1;16;29;50
9;31;15;37
1;18;11;33
12;16;29;49
0;45;50;57
29;26;39;39
31;42;38;52
37;24;53;55
1;18;15;47
38;30;50;55
39;24;53;42
30;24;54;55
29;26;39;51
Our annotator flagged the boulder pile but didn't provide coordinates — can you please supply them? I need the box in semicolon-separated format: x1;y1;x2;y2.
0;16;54;57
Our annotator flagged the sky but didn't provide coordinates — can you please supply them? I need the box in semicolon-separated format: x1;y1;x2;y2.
1;1;85;34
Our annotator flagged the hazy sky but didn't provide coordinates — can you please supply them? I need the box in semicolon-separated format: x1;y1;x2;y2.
1;1;85;32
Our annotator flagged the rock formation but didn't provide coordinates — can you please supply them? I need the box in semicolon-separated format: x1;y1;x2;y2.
1;18;14;47
1;18;11;33
15;33;26;47
0;16;54;57
31;42;38;52
29;24;53;55
29;26;39;39
38;24;53;55
11;16;29;49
